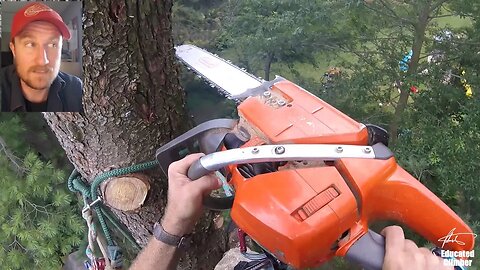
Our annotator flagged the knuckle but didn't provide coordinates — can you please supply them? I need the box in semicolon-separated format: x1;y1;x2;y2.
404;239;418;250
412;252;426;265
384;225;403;236
390;226;404;235
168;161;179;173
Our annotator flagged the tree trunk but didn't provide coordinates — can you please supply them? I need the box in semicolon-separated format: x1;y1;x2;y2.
264;52;274;81
44;0;226;269
389;1;432;145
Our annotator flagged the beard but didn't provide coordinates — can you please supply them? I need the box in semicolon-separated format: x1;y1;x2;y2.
15;63;57;91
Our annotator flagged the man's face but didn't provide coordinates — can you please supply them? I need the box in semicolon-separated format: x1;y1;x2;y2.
9;21;63;91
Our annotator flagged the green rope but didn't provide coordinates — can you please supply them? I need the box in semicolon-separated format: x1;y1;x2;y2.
67;160;159;253
100;206;141;251
90;160;160;201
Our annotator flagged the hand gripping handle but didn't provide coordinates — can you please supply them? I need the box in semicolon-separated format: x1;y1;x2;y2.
345;230;385;270
187;158;234;210
187;158;211;180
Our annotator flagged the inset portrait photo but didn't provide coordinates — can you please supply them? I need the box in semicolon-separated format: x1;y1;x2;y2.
1;1;83;112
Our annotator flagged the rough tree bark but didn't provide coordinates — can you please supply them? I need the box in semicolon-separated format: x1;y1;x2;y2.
44;0;226;268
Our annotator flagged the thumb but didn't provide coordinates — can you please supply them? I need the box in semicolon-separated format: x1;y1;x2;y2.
189;174;222;195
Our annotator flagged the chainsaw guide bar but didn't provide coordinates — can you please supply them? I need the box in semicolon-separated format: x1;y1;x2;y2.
175;44;265;100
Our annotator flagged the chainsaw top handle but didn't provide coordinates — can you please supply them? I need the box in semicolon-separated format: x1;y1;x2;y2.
186;143;392;211
187;143;391;180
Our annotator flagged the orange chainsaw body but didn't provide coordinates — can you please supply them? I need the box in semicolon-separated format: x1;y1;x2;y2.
226;80;475;269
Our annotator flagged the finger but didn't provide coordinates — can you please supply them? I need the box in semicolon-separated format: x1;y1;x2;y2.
418;247;442;270
168;153;205;176
403;239;419;251
402;241;424;267
189;174;222;195
382;226;406;253
202;173;223;196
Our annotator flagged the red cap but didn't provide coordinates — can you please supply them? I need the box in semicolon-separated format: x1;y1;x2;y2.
11;3;71;42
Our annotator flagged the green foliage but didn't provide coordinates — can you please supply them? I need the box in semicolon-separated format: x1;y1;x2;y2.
172;1;225;48
0;116;27;155
396;90;480;216
0;115;84;270
176;0;224;10
218;0;343;79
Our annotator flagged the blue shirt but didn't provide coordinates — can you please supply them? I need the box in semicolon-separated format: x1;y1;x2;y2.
0;65;83;112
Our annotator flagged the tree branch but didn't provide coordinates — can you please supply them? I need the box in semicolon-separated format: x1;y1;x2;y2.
8;237;27;252
361;112;390;124
25;199;53;218
429;13;456;19
0;136;26;175
429;0;450;13
362;2;415;26
378;0;407;21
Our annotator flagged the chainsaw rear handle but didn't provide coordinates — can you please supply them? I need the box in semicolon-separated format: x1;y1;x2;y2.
345;230;385;270
187;143;391;180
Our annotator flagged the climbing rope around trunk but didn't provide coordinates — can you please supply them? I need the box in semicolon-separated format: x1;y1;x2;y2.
67;160;159;269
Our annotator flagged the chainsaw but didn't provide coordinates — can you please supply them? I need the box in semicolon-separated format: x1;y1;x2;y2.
155;45;475;270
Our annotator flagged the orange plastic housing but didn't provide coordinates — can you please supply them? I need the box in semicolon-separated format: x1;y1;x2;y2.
238;80;369;145
229;80;475;269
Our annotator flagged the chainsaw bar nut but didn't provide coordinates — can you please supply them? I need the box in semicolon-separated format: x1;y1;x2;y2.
275;146;285;155
277;100;286;106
